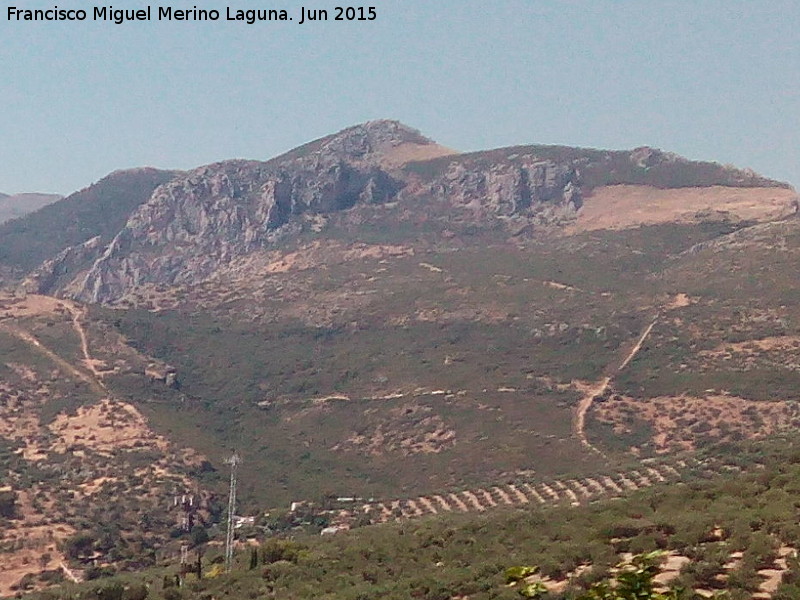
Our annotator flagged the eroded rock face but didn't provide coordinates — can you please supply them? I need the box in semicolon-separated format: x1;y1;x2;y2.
39;124;581;303
72;122;424;303
40;120;780;305
430;159;581;217
23;235;105;295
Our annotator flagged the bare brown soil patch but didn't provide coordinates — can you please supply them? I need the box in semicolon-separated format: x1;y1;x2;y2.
332;404;456;456
0;382;53;460
667;293;692;310
701;335;800;359
78;476;120;496
594;394;800;453
379;142;458;169
0;293;68;319
567;185;798;233
48;398;170;456
0;487;75;594
0;523;75;596
653;553;691;587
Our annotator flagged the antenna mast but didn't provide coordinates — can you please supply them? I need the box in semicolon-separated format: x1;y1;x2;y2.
224;452;240;573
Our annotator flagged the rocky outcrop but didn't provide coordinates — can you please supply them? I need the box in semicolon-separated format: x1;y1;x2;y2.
145;362;178;388
25;120;785;305
0;168;180;279
73;128;408;303
22;235;106;295
428;158;581;218
64;121;484;303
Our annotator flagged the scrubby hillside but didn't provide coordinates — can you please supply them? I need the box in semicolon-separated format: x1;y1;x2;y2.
0;292;213;597
20;434;800;600
1;121;799;594
0;168;179;277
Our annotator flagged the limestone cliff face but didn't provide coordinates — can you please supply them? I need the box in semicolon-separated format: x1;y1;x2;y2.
74;127;406;303
37;119;781;305
428;159;580;217
66;122;430;303
59;121;582;304
22;235;105;296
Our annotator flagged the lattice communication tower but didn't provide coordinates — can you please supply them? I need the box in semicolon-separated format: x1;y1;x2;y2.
224;452;240;572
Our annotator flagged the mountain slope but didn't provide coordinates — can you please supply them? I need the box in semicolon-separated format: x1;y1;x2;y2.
21;120;795;305
0;168;180;278
2;120;800;593
403;143;791;189
0;193;62;224
70;122;462;303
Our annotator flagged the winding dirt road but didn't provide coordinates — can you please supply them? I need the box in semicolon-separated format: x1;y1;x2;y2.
59;561;81;584
0;322;106;397
574;317;658;454
61;300;107;382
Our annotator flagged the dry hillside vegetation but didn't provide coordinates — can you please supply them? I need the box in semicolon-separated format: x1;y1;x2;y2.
0;518;75;598
0;293;204;595
97;240;416;317
91;212;800;513
46;399;171;457
331;402;457;456
23;435;800;600
1;123;799;594
593;394;800;453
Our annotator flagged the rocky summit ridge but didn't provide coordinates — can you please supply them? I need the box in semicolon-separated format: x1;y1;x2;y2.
72;121;427;303
17;120;793;304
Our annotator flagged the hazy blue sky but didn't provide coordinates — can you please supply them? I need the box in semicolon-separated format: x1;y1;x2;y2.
2;0;798;194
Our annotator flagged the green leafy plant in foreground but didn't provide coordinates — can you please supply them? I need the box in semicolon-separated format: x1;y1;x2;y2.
579;551;680;600
506;552;726;600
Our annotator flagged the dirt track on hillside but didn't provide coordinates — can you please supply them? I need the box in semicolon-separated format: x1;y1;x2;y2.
573;318;658;454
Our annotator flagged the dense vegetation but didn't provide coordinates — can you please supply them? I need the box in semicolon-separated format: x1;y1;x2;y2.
18;433;800;600
91;217;779;507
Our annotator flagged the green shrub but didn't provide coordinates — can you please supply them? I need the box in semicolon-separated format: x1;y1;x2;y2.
260;539;306;565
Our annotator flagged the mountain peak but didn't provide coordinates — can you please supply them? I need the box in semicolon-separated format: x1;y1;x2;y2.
320;120;453;167
319;119;435;149
271;120;457;170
